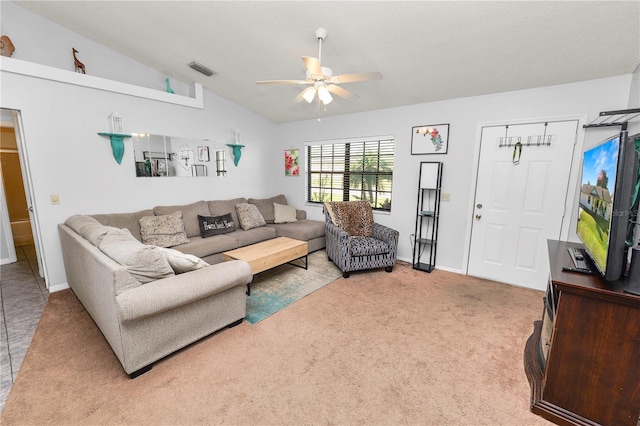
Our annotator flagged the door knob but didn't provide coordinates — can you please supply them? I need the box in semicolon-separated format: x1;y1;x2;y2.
475;214;482;220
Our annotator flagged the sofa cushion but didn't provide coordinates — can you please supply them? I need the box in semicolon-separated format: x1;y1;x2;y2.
349;236;390;256
236;203;266;231
65;215;118;246
99;229;175;283
208;198;247;230
230;227;277;248
273;203;297;224
153;201;210;238
267;220;325;241
91;209;154;242
198;214;235;238
156;247;209;274
169;234;238;259
248;195;287;224
139;211;189;247
324;201;373;237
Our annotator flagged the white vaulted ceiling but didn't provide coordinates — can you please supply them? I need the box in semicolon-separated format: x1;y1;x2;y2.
15;1;640;123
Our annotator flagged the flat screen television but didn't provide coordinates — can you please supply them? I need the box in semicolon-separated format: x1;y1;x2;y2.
574;132;637;281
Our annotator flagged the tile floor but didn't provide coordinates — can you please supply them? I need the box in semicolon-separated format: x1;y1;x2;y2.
0;244;48;411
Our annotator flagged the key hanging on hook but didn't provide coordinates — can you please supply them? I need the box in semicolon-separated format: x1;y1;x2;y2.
513;139;523;165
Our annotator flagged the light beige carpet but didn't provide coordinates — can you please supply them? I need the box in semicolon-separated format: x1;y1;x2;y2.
1;261;551;425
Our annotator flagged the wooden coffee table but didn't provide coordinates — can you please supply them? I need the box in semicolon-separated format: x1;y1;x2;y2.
222;237;308;295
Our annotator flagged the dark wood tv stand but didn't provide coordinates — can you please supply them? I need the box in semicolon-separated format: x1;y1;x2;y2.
524;239;640;426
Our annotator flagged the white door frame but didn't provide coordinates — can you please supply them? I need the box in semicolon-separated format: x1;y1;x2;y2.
463;114;588;276
1;109;48;282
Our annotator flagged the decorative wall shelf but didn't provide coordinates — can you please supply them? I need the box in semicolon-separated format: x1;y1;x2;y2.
98;132;132;164
227;144;245;166
0;56;204;109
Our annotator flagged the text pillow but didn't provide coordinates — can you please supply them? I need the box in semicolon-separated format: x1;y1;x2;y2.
198;214;235;238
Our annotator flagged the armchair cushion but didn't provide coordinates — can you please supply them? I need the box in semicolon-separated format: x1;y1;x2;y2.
349;236;390;256
324;201;373;237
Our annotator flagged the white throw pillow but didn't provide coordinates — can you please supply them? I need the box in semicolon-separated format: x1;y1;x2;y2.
273;203;297;224
156;247;209;274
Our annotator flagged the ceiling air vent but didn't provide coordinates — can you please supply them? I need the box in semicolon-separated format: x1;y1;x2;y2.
188;61;216;77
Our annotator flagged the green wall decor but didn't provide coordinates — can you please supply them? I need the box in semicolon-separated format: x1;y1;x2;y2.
226;143;245;166
98;132;132;164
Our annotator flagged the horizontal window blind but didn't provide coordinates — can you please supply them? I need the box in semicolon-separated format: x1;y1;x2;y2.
306;136;394;211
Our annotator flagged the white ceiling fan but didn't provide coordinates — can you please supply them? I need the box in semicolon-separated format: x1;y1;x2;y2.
256;28;383;106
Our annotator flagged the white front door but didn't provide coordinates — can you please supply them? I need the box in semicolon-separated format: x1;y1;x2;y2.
468;120;578;290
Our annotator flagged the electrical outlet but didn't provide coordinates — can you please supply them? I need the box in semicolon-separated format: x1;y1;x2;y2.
441;193;451;202
50;194;60;205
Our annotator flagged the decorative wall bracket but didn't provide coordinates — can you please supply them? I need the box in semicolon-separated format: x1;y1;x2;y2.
226;143;245;166
98;132;132;164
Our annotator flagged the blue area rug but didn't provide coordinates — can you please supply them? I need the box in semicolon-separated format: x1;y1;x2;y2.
245;250;342;324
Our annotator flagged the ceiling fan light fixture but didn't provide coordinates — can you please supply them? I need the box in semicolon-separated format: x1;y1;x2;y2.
317;85;333;105
302;87;316;103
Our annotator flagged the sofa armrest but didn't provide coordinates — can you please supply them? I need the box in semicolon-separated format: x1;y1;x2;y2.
116;260;252;323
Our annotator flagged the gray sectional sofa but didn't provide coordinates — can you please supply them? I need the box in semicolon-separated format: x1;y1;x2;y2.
58;194;325;377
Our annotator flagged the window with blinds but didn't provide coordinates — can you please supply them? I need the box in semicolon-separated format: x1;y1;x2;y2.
306;137;394;211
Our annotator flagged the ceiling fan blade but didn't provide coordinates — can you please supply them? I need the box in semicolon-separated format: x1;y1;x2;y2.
302;56;322;76
256;79;309;85
294;87;316;103
329;72;383;84
327;85;359;102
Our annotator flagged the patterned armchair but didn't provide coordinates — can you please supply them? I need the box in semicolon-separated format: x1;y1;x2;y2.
324;201;399;278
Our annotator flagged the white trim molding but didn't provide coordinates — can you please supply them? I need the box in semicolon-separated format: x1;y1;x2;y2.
1;57;204;109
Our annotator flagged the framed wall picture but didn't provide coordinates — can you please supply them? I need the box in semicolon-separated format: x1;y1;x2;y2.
411;124;450;154
284;148;300;176
197;146;210;162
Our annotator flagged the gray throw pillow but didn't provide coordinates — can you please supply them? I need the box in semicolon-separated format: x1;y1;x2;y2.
235;203;266;231
139;211;189;247
99;229;175;283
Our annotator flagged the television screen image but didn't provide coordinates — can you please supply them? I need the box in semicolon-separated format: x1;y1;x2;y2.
576;135;620;274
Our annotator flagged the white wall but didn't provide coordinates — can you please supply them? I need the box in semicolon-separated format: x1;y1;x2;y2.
1;3;278;290
627;63;640;136
1;1;191;96
274;76;633;272
2;1;637;290
629;63;640;109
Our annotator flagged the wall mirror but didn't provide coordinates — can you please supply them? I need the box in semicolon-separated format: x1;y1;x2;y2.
132;133;226;177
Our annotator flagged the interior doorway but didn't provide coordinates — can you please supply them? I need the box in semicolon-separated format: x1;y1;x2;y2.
467;119;579;291
0;108;44;279
1;124;34;247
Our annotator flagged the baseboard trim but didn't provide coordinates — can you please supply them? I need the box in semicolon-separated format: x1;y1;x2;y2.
48;282;70;293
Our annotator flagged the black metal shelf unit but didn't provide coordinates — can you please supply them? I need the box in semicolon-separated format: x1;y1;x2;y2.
413;162;443;272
